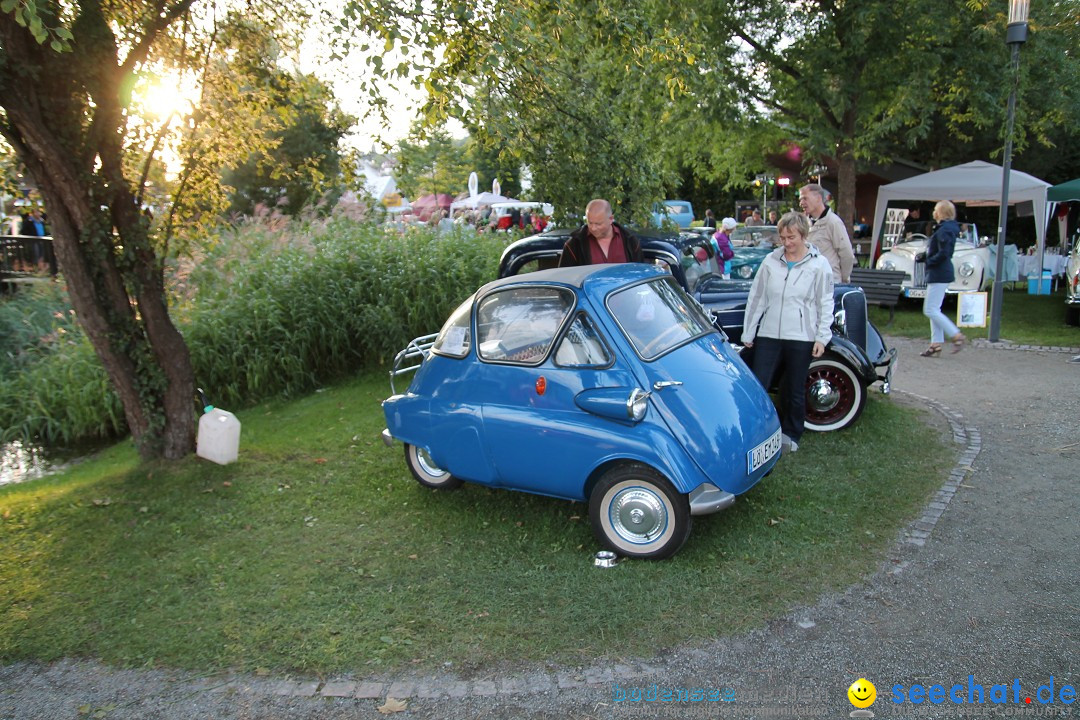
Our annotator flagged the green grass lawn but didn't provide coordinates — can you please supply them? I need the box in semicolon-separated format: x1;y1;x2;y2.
869;282;1079;347
0;373;954;676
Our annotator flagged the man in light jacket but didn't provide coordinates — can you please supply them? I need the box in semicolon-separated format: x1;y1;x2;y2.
799;183;854;283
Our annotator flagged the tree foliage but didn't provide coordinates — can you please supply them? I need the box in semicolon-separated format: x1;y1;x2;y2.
337;0;705;223
393;123;473;200
392;121;521;202
216;17;354;217
340;0;1080;226
0;0;317;459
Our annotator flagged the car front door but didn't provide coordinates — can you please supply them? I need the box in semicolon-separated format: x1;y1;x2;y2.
472;286;643;499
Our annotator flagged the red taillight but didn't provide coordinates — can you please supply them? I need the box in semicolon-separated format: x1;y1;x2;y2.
535;376;547;395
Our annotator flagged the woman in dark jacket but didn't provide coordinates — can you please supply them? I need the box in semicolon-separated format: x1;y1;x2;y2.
921;200;966;356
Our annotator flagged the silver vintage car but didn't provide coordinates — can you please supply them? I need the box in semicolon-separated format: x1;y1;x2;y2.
875;225;991;299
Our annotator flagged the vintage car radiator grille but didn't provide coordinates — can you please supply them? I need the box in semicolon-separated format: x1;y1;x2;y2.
838;287;868;351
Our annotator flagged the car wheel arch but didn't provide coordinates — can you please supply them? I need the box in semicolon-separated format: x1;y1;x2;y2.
583;457;687;503
583;458;653;502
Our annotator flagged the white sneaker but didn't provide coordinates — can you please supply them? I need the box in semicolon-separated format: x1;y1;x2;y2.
781;434;799;454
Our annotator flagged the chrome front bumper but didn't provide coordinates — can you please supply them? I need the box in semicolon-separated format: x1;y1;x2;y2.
688;483;736;516
879;347;898;395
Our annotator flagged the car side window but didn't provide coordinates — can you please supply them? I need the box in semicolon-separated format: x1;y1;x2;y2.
476;286;575;364
431;297;473;358
554;312;612;367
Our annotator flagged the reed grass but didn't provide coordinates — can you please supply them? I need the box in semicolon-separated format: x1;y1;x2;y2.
0;219;507;444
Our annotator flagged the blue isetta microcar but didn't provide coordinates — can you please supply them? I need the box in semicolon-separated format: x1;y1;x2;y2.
381;263;781;559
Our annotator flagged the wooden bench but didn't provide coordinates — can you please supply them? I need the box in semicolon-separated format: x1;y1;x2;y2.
848;268;907;325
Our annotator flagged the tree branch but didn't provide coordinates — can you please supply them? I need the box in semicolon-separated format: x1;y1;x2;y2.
725;20;841;131
120;0;197;76
137;112;176;207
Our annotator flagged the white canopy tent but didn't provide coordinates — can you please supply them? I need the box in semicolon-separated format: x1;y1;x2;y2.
449;191;513;210
870;160;1052;265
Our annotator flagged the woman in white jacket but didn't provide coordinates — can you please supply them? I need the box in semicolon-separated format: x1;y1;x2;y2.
742;211;834;453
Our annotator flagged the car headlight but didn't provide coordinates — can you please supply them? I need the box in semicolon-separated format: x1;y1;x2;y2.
958;262;975;277
832;308;847;335
880;260;896;271
627;388;649;421
737;265;754;279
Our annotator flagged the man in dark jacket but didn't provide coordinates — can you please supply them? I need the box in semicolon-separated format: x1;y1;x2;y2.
558;199;644;266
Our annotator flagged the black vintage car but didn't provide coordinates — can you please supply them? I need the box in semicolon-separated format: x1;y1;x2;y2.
498;228;897;432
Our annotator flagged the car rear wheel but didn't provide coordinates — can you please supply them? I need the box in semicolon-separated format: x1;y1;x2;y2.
589;464;690;559
1066;305;1080;327
404;444;462;490
803;356;866;432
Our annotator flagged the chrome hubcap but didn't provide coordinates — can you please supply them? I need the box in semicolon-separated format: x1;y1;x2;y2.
808;378;839;412
610;488;667;543
416;448;446;478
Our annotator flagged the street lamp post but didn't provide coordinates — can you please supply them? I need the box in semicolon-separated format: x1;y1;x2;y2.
988;0;1030;343
755;173;774;216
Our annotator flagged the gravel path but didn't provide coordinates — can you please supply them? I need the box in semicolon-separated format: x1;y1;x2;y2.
3;336;1078;720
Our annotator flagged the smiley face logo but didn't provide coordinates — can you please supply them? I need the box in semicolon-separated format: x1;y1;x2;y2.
847;678;876;709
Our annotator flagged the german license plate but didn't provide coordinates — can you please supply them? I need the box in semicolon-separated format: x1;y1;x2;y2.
748;429;782;473
905;287;927;298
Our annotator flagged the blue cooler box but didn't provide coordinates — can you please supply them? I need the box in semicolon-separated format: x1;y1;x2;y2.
1027;272;1051;295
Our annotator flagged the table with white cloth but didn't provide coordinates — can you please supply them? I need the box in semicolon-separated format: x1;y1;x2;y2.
1016;254;1069;278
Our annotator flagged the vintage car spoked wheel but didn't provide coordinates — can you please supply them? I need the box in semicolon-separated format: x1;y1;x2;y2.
404;444;463;490
803;357;866;432
589;465;691;559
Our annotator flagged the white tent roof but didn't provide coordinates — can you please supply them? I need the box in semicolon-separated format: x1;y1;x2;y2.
450;191;512;210
870;160;1052;259
356;160;397;201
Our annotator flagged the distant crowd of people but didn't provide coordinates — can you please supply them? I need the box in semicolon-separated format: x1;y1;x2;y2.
390;206;550;235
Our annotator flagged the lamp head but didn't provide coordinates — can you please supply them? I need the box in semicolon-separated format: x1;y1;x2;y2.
1006;0;1030;44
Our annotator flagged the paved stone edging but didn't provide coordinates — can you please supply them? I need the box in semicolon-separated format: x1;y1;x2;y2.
969;338;1080;354
892;391;981;550
175;392;984;705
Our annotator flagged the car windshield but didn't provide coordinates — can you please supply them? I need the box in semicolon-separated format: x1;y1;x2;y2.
607;277;713;359
729;226;778;248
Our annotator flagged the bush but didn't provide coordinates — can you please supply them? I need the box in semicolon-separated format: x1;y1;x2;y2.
184;218;505;408
0;218;508;445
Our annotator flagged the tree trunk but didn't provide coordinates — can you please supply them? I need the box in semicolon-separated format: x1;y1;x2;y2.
835;107;858;235
0;7;196;459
